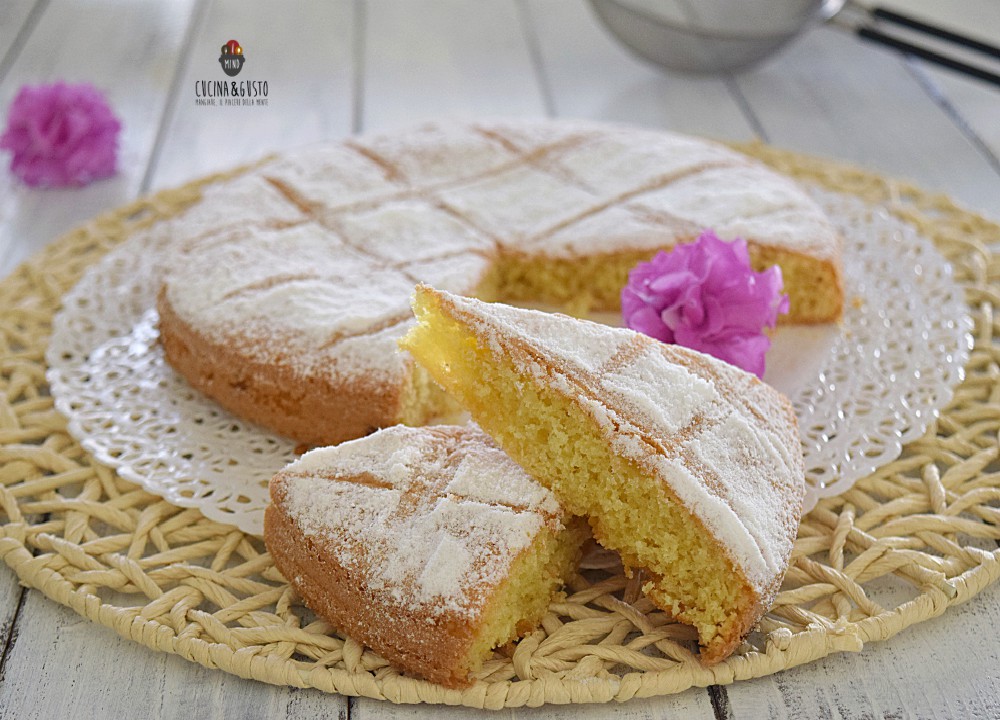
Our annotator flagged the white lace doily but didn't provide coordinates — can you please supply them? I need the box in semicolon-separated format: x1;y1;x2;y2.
46;187;972;536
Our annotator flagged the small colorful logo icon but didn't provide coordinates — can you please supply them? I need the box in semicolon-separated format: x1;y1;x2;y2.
219;39;245;77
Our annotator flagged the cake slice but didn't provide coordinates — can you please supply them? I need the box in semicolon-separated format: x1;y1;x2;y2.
264;423;588;688
400;285;806;664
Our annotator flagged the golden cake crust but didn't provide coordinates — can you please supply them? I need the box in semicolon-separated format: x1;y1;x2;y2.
157;287;415;446
265;495;476;687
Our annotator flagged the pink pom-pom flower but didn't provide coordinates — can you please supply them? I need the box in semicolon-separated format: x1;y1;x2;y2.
0;82;121;188
621;230;789;378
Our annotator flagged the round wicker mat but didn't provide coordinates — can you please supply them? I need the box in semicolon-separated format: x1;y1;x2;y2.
1;146;998;709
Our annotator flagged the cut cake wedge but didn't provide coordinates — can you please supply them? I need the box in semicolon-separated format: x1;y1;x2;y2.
265;423;588;687
399;285;806;664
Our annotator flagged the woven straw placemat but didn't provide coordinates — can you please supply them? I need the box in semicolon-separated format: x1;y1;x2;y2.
0;145;998;709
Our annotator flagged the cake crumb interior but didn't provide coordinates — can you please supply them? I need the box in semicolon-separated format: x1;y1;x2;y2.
400;290;757;661
464;517;589;676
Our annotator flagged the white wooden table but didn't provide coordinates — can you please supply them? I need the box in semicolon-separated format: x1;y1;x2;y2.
1;1;999;717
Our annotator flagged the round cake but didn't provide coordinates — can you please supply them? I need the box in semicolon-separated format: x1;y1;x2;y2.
156;119;843;446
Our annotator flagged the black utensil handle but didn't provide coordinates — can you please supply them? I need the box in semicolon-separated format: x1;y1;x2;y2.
871;6;1000;60
857;26;1000;88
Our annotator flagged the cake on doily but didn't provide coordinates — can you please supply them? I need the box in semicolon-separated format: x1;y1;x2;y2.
400;285;806;664
156;119;843;446
265;423;588;687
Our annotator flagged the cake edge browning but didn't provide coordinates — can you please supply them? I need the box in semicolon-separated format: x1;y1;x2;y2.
265;442;590;688
263;496;479;688
654;339;805;662
157;288;435;447
264;505;472;687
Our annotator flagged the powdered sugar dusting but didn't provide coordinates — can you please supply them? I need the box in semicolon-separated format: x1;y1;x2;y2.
630;164;837;260
687;414;803;574
353;122;516;185
160;120;838;443
180;170;309;232
337;199;494;263
430;288;804;594
407;253;493;295
134;171;308;270
277;424;563;617
520;204;700;257
166;223;365;315
446;449;560;514
218;273;411;345
656;455;768;573
548;128;738;199
418;533;473;601
601;344;719;437
166;222;416;368
262;142;404;211
437;164;601;240
447;299;627;375
328;320;413;383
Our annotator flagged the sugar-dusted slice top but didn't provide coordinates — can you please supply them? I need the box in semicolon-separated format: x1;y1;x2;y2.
271;424;564;618
416;287;805;597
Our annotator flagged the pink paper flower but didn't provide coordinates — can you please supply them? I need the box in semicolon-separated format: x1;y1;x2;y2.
0;82;121;188
621;230;789;378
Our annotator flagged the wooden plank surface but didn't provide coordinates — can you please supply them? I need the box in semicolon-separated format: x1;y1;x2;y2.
0;0;41;71
732;24;1000;218
857;0;1000;181
352;694;718;720
725;582;1000;719
921;69;1000;188
869;0;1000;41
0;576;24;686
0;589;347;720
521;0;759;141
0;0;199;278
149;0;357;191
889;0;1000;205
0;2;353;716
361;0;546;132
0;0;194;703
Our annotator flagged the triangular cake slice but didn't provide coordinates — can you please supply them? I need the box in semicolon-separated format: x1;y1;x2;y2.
400;285;806;664
265;423;588;687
